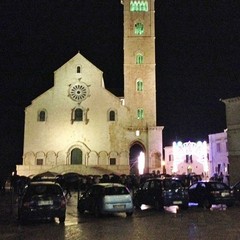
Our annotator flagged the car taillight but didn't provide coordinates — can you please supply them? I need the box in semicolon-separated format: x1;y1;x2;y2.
211;191;220;196
23;202;30;208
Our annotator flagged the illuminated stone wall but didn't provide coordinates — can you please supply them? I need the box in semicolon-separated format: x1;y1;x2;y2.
208;131;229;178
222;97;240;185
16;0;164;177
164;141;209;176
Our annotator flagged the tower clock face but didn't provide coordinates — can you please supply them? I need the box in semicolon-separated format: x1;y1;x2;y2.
69;82;89;102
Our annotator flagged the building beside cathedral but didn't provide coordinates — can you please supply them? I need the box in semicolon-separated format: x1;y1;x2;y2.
17;0;164;177
163;131;229;180
221;97;240;185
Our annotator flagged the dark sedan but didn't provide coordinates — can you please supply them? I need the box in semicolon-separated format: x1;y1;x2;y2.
188;181;235;209
232;181;240;201
134;178;189;210
18;181;66;224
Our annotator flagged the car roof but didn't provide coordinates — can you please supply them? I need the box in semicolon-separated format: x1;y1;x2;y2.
146;177;180;181
197;181;223;184
93;183;126;188
29;181;60;186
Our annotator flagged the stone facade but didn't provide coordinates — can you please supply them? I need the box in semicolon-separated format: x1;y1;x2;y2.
222;97;240;185
208;131;229;178
17;0;164;177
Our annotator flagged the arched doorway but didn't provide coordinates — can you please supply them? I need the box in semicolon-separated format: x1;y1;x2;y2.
71;148;83;164
129;142;145;175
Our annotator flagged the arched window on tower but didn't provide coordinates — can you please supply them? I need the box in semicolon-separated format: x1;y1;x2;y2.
137;108;144;119
130;1;148;12
136;79;143;92
136;53;144;64
144;1;148;11
77;66;81;73
130;1;135;11
134;22;144;35
74;108;83;121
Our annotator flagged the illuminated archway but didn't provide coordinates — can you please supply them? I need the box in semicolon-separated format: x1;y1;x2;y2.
129;142;145;175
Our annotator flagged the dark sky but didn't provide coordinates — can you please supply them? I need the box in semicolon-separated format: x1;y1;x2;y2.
1;0;240;174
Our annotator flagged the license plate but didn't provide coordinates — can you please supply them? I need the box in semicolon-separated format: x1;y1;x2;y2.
38;200;53;206
221;192;229;197
113;205;125;209
173;201;182;204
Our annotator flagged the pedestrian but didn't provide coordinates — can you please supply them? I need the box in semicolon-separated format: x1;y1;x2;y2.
64;182;72;198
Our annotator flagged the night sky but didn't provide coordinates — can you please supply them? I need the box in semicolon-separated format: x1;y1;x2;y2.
1;1;240;176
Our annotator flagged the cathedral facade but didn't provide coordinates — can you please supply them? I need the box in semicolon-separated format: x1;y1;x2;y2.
17;0;163;177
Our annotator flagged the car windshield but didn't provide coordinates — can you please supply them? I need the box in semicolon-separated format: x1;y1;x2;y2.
104;186;129;195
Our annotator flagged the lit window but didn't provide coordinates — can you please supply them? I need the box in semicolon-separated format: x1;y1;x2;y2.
136;79;143;91
135;22;144;35
137;108;144;119
130;1;148;12
136;53;144;64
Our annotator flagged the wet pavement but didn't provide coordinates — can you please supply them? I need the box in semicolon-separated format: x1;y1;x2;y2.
1;191;240;239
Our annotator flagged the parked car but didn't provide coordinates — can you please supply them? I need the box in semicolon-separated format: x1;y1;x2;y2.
134;177;189;210
188;181;235;209
231;181;240;201
77;183;134;217
18;181;66;223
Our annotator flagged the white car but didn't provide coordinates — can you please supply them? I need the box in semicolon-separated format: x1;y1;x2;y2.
77;183;134;217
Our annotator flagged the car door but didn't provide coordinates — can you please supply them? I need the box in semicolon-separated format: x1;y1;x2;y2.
138;180;151;205
188;183;199;203
81;186;97;211
150;179;162;206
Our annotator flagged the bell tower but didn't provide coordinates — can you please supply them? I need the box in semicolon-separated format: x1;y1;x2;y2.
122;0;156;128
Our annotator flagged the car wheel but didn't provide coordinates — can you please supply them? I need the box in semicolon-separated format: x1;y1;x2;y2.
94;205;101;217
203;199;211;209
126;212;133;217
134;198;141;209
155;200;164;211
78;204;85;214
59;215;65;223
18;210;25;224
180;203;189;210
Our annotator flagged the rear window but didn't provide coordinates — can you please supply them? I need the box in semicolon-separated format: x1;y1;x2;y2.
104;186;129;195
26;184;63;197
209;183;228;190
163;180;183;190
